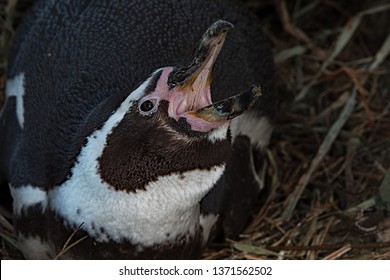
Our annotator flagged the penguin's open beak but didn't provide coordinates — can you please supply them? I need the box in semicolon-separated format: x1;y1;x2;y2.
167;20;260;131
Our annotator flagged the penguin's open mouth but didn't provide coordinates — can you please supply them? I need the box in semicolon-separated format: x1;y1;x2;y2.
167;20;260;132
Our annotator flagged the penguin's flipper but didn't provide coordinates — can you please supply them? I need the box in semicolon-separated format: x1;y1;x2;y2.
221;136;268;238
200;112;273;243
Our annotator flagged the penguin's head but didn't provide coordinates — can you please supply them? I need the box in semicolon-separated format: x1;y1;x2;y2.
98;21;261;192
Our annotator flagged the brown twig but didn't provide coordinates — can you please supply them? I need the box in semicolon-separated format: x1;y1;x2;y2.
54;223;88;260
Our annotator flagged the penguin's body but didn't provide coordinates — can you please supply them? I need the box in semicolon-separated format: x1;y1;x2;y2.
0;0;275;259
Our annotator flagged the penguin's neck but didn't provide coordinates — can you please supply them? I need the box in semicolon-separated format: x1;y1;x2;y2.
48;87;226;247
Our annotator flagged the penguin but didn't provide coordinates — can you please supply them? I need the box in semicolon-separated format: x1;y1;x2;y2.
0;0;276;259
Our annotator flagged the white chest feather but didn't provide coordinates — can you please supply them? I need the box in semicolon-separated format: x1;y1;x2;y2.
49;165;224;246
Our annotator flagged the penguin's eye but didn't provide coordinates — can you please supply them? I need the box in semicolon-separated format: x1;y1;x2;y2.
140;100;154;111
139;99;157;115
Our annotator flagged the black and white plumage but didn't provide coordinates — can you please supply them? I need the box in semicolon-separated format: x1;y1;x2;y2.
0;0;276;259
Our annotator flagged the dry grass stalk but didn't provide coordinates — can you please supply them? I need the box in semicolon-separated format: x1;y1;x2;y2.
322;244;352;260
281;89;357;221
54;224;88;260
